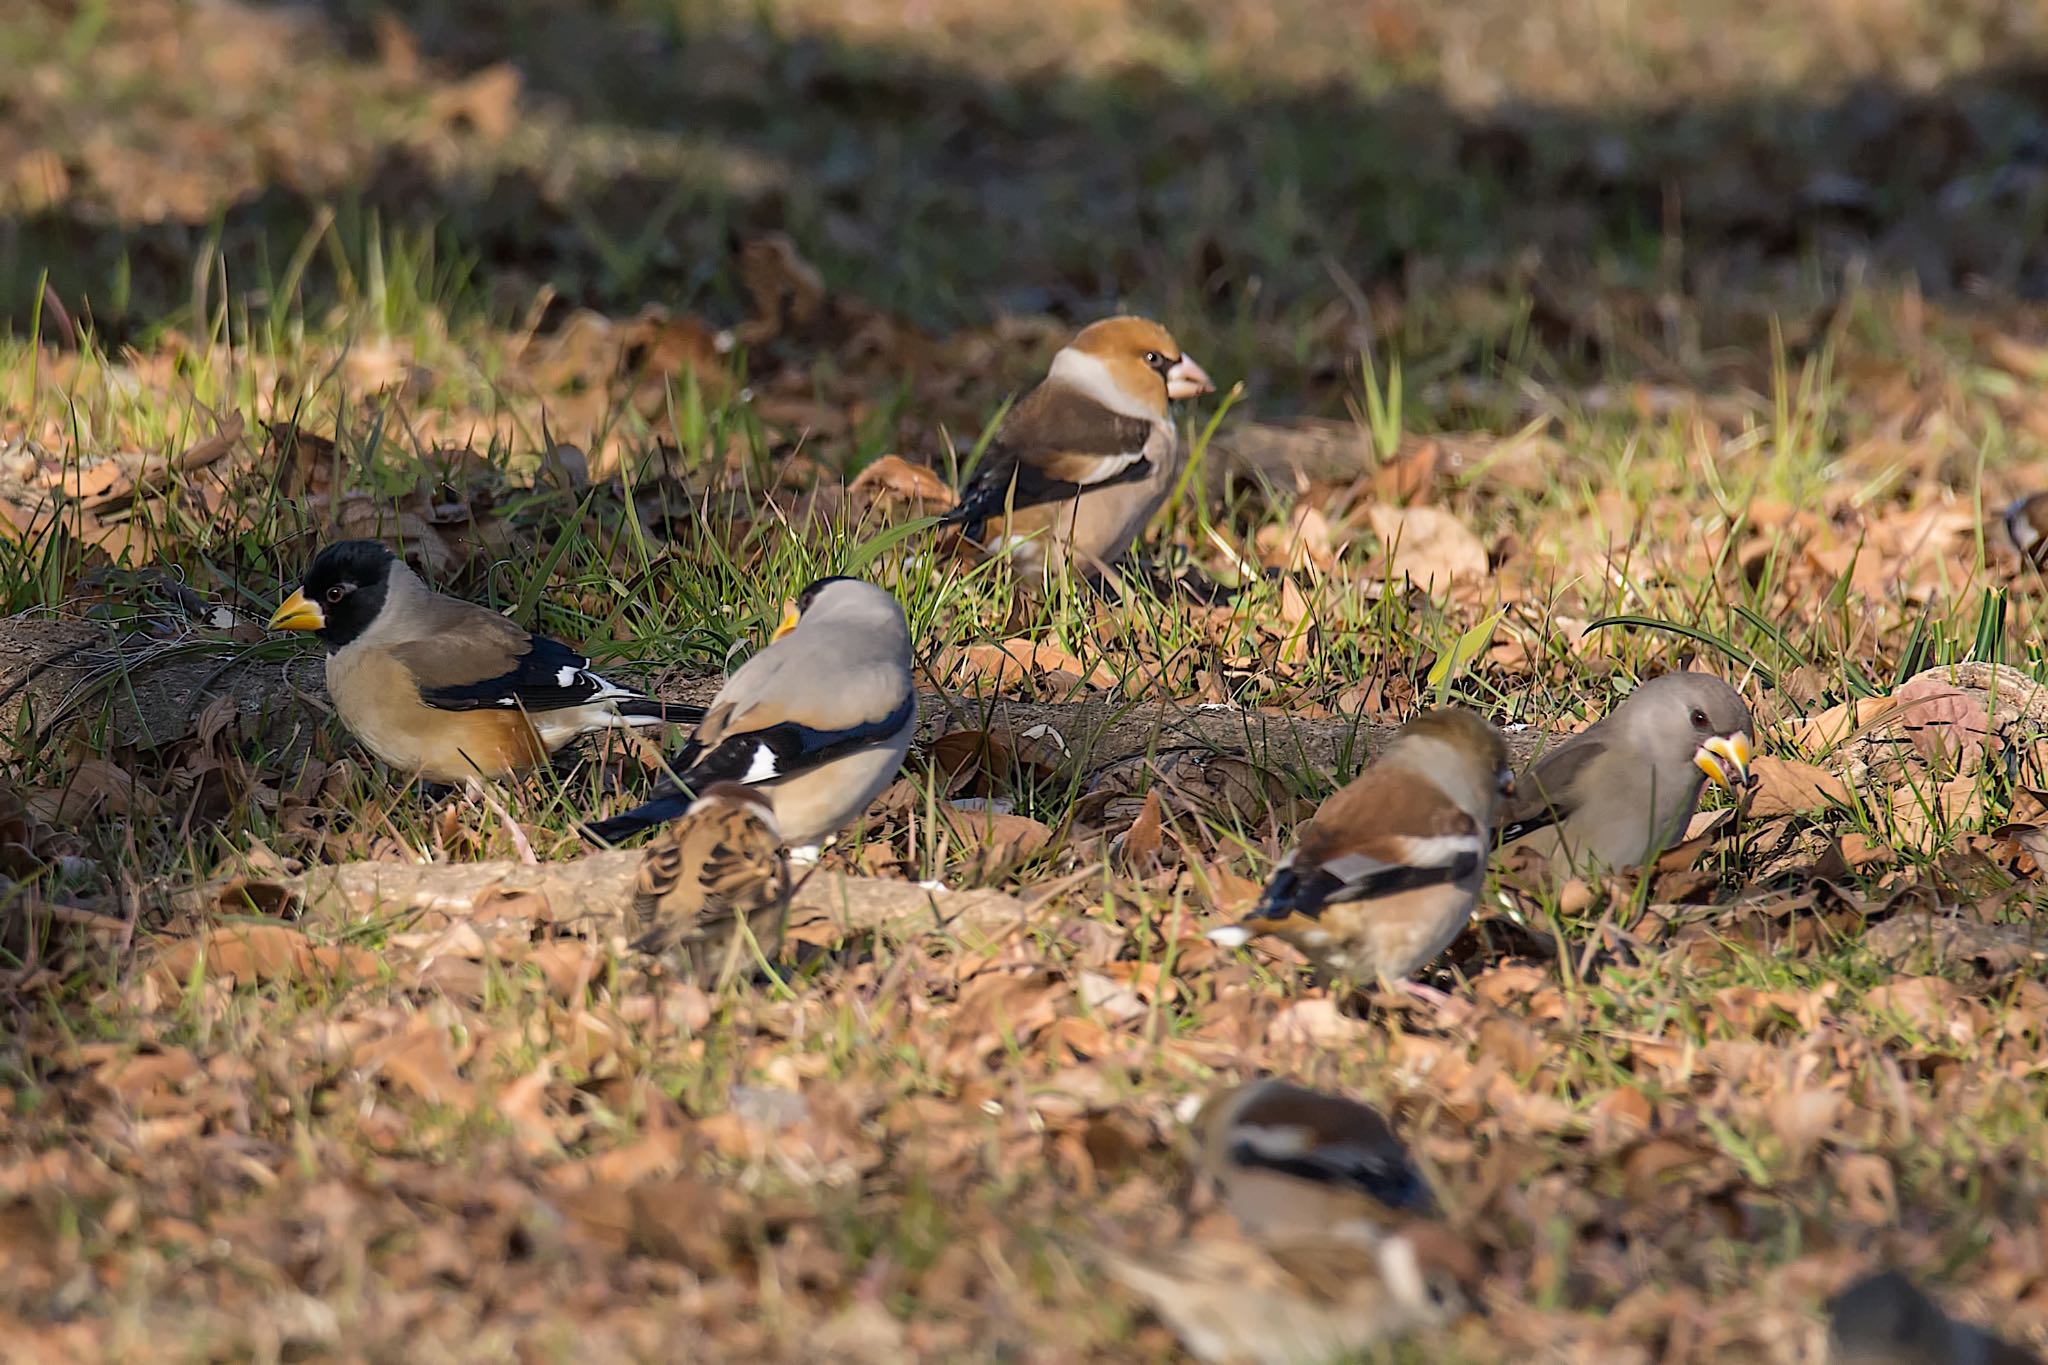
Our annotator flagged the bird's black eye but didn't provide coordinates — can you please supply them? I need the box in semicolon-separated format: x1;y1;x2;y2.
1690;707;1710;729
1143;350;1168;372
326;583;350;604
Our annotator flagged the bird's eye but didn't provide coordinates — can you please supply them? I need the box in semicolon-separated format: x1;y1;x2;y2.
1690;707;1710;729
1143;350;1166;371
325;583;350;604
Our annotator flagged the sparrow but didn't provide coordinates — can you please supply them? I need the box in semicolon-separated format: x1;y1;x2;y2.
1195;1078;1437;1241
1828;1270;2041;1365
629;782;789;986
940;316;1214;587
1495;672;1754;875
268;539;703;786
1208;709;1515;989
2005;492;2048;571
1099;1223;1475;1365
584;576;916;855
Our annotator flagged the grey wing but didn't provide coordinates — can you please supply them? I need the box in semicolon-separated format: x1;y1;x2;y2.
1496;737;1609;846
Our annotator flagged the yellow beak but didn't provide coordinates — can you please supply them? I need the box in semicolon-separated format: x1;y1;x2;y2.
1694;731;1754;793
771;600;801;642
268;588;325;633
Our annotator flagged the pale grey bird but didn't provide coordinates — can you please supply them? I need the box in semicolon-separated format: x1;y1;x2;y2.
1496;672;1754;875
585;577;915;856
1828;1270;2041;1365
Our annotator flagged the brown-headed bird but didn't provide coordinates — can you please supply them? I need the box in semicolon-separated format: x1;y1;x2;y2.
940;316;1213;587
1828;1270;2041;1365
584;576;915;856
1195;1078;1437;1242
1208;709;1515;991
630;782;790;985
1495;672;1753;875
268;539;702;786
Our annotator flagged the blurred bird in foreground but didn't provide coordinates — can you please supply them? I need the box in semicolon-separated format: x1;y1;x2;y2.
1099;1222;1476;1365
629;782;790;987
1828;1270;2041;1365
1193;1078;1437;1241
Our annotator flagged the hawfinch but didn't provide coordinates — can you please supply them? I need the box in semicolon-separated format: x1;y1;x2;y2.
2006;493;2048;570
1195;1078;1437;1241
584;576;916;853
268;539;703;786
630;782;789;985
1828;1270;2041;1365
1209;709;1514;987
940;316;1214;586
1099;1224;1475;1365
1496;672;1753;874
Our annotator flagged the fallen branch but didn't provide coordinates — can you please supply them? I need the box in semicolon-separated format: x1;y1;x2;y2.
0;613;1550;775
179;855;1036;945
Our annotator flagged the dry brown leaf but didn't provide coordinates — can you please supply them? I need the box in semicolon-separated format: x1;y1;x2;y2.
1747;755;1856;818
848;455;956;515
1361;502;1488;590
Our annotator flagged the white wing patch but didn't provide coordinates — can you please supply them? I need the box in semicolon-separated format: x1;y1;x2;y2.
740;745;782;784
1071;451;1145;484
1389;833;1484;866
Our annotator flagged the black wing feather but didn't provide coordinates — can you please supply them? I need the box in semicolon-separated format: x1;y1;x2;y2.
1248;855;1480;922
1224;1139;1437;1214
417;635;619;713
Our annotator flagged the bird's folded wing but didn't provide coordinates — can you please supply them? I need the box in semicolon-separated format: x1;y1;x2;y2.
1495;738;1607;845
394;633;639;714
945;388;1158;531
673;691;915;789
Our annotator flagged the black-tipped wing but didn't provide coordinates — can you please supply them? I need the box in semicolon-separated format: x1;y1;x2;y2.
1224;1137;1436;1213
943;386;1158;536
1495;739;1607;846
1250;853;1481;922
676;693;914;789
396;633;649;715
588;693;914;844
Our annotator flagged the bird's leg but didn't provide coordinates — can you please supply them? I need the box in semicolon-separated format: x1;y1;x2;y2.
467;779;539;866
1391;979;1474;1026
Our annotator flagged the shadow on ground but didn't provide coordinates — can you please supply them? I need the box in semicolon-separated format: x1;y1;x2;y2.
3;0;2047;397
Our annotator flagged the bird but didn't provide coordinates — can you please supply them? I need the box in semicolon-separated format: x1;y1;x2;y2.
1194;1078;1437;1242
1208;709;1515;993
629;782;790;986
1098;1222;1475;1365
583;576;916;856
267;539;703;786
2005;492;2048;571
1827;1270;2041;1365
1495;671;1754;875
939;315;1214;588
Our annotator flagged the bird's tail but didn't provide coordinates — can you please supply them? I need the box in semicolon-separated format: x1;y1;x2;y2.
583;794;692;846
611;698;706;726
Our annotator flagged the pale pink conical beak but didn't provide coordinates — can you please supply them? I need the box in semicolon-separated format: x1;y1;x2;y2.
1166;354;1214;401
